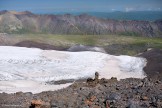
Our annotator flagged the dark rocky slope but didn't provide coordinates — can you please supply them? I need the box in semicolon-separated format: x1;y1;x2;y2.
0;77;162;108
14;41;68;51
0;11;162;37
139;49;162;80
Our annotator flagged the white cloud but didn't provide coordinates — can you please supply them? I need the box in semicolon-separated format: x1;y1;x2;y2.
125;7;134;12
111;8;116;11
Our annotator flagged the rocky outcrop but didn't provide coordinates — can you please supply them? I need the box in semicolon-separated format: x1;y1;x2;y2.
0;10;162;37
67;44;106;53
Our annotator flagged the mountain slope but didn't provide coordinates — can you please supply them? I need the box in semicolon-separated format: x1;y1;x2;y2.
0;10;162;37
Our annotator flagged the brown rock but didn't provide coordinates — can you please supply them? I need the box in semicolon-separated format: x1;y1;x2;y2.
31;99;43;108
89;96;96;102
84;100;93;106
141;96;149;101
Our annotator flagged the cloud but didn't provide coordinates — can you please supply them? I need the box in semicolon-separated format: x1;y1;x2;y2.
111;8;116;11
125;7;134;12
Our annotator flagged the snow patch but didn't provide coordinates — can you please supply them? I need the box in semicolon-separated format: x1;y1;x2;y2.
0;46;147;93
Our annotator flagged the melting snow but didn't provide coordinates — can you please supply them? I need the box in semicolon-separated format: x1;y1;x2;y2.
0;46;146;93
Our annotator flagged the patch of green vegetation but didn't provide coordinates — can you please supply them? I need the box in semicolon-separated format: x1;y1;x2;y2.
11;33;162;55
58;35;98;46
10;28;33;34
118;32;141;37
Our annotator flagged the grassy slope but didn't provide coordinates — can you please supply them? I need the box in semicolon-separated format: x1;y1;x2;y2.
11;34;162;55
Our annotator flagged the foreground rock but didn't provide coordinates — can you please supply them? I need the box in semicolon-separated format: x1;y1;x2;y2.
0;77;162;108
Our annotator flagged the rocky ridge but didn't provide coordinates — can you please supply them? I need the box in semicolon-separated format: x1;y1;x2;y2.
0;10;162;37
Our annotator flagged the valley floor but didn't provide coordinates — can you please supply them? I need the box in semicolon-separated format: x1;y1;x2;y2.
1;33;162;55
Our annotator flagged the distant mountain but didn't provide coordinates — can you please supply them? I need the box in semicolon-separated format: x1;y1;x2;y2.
86;11;162;21
0;10;162;37
42;11;162;21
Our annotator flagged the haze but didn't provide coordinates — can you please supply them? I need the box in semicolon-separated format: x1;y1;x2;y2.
0;0;162;13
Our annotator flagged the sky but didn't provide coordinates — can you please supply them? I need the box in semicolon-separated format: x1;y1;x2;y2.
0;0;162;13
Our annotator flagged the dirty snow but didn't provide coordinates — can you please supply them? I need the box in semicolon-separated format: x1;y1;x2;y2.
0;46;147;93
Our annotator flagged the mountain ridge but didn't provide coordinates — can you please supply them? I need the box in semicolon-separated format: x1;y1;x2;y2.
0;10;162;37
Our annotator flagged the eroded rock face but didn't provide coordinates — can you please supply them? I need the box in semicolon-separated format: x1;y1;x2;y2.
0;11;162;37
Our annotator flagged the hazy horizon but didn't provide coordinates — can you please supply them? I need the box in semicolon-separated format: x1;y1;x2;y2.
0;10;162;21
0;0;162;13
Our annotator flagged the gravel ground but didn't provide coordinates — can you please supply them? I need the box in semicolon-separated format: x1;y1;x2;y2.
0;77;162;108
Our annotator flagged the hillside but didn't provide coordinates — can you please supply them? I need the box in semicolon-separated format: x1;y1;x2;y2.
0;10;162;37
